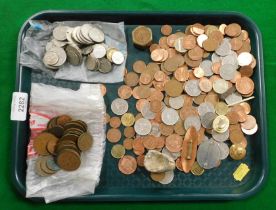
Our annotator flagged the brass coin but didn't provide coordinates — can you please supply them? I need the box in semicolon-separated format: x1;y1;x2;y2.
111;144;126;159
164;80;183;97
191;161;205;176
121;113;135;127
215;102;228;115
77;132;93;151
229;144;246;160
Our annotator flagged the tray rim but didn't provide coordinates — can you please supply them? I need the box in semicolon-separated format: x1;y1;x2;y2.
12;10;268;202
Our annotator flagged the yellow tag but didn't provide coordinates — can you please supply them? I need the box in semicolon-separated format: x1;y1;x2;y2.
233;163;250;181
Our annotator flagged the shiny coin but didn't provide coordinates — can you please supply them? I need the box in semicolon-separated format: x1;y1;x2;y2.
161;107;179;125
241;124;258;135
233;163;250;181
111;98;128;115
213;115;230;133
88;26;105;43
134;118;152;135
121;113;135;127
199;60;213;77
112;50;125;65
241;115;256;130
225;92;242;105
229;144;246;160
111;144;126;159
92;44;106;58
237;52;253;66
169;95;184;110
43;51;59;66
220;64;237;80
184;80;201;97
191;161;205;176
106;128;121;143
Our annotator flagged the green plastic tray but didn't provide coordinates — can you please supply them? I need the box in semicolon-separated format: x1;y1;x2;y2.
12;11;268;202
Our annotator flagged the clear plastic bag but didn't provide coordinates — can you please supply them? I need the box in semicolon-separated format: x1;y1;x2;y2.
20;20;127;83
26;83;106;203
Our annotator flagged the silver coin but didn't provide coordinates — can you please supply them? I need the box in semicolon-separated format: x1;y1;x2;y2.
241;124;258;135
92;44;106;58
215;141;229;160
200;112;217;129
53;26;69;41
81;45;94;55
43;51;59;66
134;118;152;135
86;54;98;71
211;52;221;63
199;60;213;77
150;123;161;137
112;50;125;65
89;26;105;43
221;52;238;68
174;37;187;53
197;102;215;116
212;129;229;142
158;170;174;185
46;156;60;171
184;80;201;97
65;27;76;45
45;41;57;51
169;95;184;110
225;92;242;105
65;45;82;66
71;26;82;44
219;64;237;80
111;98;128;115
48;47;67;67
237;52;253;66
197;34;208;48
213;79;229;94
162;147;180;161
99;58;112;73
184;115;201;131
80;24;94;43
141;101;156;120
161;107;179;125
215;39;231;56
51;39;67;48
197;139;220;169
220;86;236;100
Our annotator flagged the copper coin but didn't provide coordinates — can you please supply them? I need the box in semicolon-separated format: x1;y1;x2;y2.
240;102;251;114
202;38;219;51
160;123;174;136
156;136;165;149
239;65;254;77
137;85;151;99
241;115;256;130
236;77;254;95
151;49;164;62
229;129;244;144
140;72;153;85
46;138;58;155
149;88;164;101
142;135;158;150
154;70;167;81
132;137;145;155
226;111;240;124
133;60;146;73
212;62;221;74
105;113;110;124
167;34;178;47
150;43;161;53
150;100;162;112
174;66;189;82
33;132;58;155
118;155;137;175
230;37;243;51
199;77;213;92
176;158;183;171
109;116;121;128
56;115;72;126
137;155;145;167
124;126;135;138
188;46;204;61
100;84;107;96
123;138;133;150
56;149;81;171
165;134;183;153
136;99;148;112
225;23;241;37
164;80;183;97
183;35;196;49
161;24;173;36
174;119;186;136
77;132;93;151
179;106;198;121
118;85;132;99
124;72;139;87
106;128;121;143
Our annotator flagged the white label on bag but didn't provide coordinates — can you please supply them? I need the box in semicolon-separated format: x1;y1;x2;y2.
10;92;28;121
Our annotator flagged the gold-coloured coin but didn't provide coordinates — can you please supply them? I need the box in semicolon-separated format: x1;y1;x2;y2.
229;144;246;160
191;161;205;176
233;163;250;181
213;115;229;133
111;144;126;159
121;113;135;127
215;102;228;115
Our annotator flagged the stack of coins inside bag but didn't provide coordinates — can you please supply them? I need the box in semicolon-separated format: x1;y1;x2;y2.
105;23;258;184
43;24;125;73
33;115;93;176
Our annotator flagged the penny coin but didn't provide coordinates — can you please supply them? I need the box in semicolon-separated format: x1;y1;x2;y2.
123;138;133;150
106;128;121;143
164;80;183;97
77;132;93;151
161;24;173;36
109;116;121;128
56;149;81;171
33;132;58;155
118;85;132;99
118;155;137;175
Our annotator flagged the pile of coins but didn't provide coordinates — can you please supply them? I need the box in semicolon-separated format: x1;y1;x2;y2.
33;115;93;176
105;22;258;184
43;24;125;73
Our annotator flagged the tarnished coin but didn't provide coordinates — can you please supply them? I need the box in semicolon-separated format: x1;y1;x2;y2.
56;149;81;171
111;144;126;159
215;102;228;115
161;107;179;125
201;112;217;129
197;102;215;116
86;54;98;71
197;139;220;169
212;129;229;142
99;58;112;73
43;51;59;66
164;80;183;97
111;98;128;115
77;132;93;151
134;118;152;135
158;170;174;185
184;115;201;131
